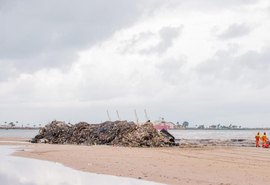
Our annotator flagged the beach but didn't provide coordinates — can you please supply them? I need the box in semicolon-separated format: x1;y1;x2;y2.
1;137;270;185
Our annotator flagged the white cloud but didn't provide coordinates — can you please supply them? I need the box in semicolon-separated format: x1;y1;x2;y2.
1;0;270;126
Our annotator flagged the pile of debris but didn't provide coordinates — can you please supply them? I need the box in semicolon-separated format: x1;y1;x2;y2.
32;120;176;147
178;139;254;148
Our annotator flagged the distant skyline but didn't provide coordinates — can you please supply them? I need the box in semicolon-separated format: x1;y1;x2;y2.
1;0;270;127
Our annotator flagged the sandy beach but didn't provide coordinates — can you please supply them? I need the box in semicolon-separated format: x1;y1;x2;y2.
1;137;270;185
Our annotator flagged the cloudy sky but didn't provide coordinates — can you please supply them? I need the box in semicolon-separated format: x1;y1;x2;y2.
1;0;270;127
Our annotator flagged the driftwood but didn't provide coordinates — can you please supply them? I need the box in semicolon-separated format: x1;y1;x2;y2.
32;120;176;147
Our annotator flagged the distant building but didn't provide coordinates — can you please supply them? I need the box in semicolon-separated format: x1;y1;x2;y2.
197;125;205;129
153;118;175;130
174;122;184;129
209;125;217;129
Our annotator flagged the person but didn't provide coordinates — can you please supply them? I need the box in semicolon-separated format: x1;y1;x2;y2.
265;140;269;148
261;132;268;148
255;132;261;147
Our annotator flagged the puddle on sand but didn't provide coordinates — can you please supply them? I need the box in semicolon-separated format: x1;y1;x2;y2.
0;146;165;185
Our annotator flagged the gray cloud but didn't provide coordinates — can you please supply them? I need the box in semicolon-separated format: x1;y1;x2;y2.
0;0;154;77
0;61;16;81
218;23;252;39
120;31;155;54
141;25;183;54
176;0;258;12
155;26;184;53
237;48;270;68
196;46;270;87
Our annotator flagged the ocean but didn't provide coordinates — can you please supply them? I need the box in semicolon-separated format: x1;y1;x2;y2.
169;129;263;140
0;129;39;138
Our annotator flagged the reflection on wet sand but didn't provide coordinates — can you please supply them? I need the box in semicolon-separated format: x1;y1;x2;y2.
0;146;164;185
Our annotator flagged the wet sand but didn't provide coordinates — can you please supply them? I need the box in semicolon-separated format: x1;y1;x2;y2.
1;137;270;185
0;137;31;145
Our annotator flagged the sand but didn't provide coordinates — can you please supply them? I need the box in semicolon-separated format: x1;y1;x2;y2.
1;137;270;185
0;137;31;145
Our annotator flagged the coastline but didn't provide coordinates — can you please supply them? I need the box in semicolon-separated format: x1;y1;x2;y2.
0;137;31;145
171;128;270;130
0;127;40;130
1;127;269;130
1;137;270;185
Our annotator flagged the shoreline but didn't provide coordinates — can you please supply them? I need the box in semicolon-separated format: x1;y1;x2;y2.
1;137;270;185
0;127;40;130
0;137;31;145
171;128;270;130
1;127;270;130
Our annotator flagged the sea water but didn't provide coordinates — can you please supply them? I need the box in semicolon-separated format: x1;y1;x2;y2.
0;129;38;138
0;146;165;185
169;129;264;140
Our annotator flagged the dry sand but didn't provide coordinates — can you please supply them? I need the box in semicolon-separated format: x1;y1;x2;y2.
1;137;270;185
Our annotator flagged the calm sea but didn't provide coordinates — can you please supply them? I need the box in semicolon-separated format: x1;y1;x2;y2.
0;128;264;140
170;129;264;140
0;129;39;138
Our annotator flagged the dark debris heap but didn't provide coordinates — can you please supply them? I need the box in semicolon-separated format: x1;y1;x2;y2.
32;120;176;147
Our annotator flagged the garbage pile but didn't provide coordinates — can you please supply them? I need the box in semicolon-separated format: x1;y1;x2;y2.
32;120;176;147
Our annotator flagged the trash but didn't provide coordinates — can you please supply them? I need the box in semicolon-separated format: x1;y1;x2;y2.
160;129;175;142
32;120;176;147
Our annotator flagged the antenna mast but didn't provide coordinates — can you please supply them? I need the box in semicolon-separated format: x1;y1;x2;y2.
144;109;149;121
106;110;111;121
134;109;139;124
116;110;121;120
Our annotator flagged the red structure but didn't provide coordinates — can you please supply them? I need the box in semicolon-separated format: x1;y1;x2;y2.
154;122;174;130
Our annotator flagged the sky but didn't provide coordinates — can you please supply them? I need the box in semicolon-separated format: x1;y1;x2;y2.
1;0;270;127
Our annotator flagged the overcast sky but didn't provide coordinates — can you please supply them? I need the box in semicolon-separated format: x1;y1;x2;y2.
1;0;270;127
